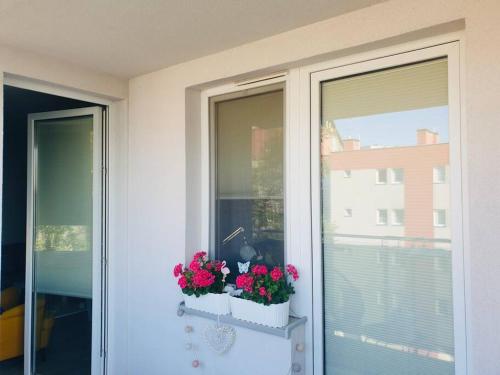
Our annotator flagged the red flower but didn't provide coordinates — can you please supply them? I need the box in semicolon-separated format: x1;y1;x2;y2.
214;261;222;271
236;274;246;289
205;262;213;270
251;264;268;275
270;267;283;281
193;251;207;261
259;287;267;296
189;259;201;272
236;274;254;292
173;263;183;278
286;264;299;281
192;269;215;288
178;276;188;289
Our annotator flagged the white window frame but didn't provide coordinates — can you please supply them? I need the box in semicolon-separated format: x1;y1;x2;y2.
201;70;314;372
434;208;447;227
201;79;287;256
375;168;388;184
199;33;467;375
391;168;404;184
310;41;467;375
391;209;405;226
434;165;447;184
376;209;388;225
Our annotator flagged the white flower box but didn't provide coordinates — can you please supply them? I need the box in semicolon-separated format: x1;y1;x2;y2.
184;292;230;315
230;296;290;328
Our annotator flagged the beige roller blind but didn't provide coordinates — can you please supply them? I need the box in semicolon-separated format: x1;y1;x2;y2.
322;59;448;121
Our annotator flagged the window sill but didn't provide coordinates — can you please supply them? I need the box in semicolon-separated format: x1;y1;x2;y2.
177;301;307;339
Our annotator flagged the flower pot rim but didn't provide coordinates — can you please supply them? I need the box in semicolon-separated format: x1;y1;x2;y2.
230;294;290;306
183;291;229;297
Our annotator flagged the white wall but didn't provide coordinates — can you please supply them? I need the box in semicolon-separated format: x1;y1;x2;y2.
0;44;127;100
127;0;500;374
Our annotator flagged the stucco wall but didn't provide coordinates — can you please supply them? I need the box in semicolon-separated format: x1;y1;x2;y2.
0;44;127;100
127;0;500;374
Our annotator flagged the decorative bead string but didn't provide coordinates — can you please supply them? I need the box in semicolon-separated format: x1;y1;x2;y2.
184;313;303;373
183;314;200;368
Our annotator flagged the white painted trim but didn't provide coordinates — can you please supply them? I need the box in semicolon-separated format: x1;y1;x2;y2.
309;41;468;374
0;74;3;314
457;35;472;375
447;43;468;375
4;74;116;105
303;31;463;78
24;102;34;375
24;107;104;375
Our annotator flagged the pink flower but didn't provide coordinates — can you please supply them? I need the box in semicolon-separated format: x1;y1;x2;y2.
173;263;183;278
205;262;213;270
286;264;299;281
193;251;207;261
236;274;254;292
192;269;215;288
236;274;246;289
251;264;268;276
267;292;272;302
270;267;283;281
178;276;188;289
189;259;201;271
259;287;267;296
214;261;222;271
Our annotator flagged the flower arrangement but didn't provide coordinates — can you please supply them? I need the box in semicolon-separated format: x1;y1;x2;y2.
173;251;230;297
235;264;299;305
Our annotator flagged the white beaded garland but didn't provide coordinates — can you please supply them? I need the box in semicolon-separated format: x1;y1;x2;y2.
295;343;305;352
292;363;302;373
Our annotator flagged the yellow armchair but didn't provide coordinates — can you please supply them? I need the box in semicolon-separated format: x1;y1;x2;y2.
0;287;54;362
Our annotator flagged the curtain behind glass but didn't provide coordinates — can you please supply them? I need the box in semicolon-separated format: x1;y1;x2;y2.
213;89;284;280
34;115;93;298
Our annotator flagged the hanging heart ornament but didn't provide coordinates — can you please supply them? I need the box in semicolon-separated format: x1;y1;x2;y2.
203;323;236;354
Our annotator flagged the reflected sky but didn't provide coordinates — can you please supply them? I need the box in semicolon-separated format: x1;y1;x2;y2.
333;106;448;147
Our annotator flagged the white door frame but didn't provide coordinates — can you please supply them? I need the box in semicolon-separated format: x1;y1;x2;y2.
309;41;467;374
0;73;125;375
25;107;104;375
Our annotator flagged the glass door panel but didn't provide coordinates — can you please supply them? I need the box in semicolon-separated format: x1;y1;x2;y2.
27;108;102;375
318;58;456;375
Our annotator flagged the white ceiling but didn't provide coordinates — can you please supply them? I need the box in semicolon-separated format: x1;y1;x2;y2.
0;0;386;78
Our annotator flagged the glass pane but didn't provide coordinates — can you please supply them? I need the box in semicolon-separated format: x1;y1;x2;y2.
320;59;454;375
33;115;93;374
212;89;284;280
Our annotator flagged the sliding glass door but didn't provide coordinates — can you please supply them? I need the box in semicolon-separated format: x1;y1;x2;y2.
26;108;104;375
312;45;464;375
